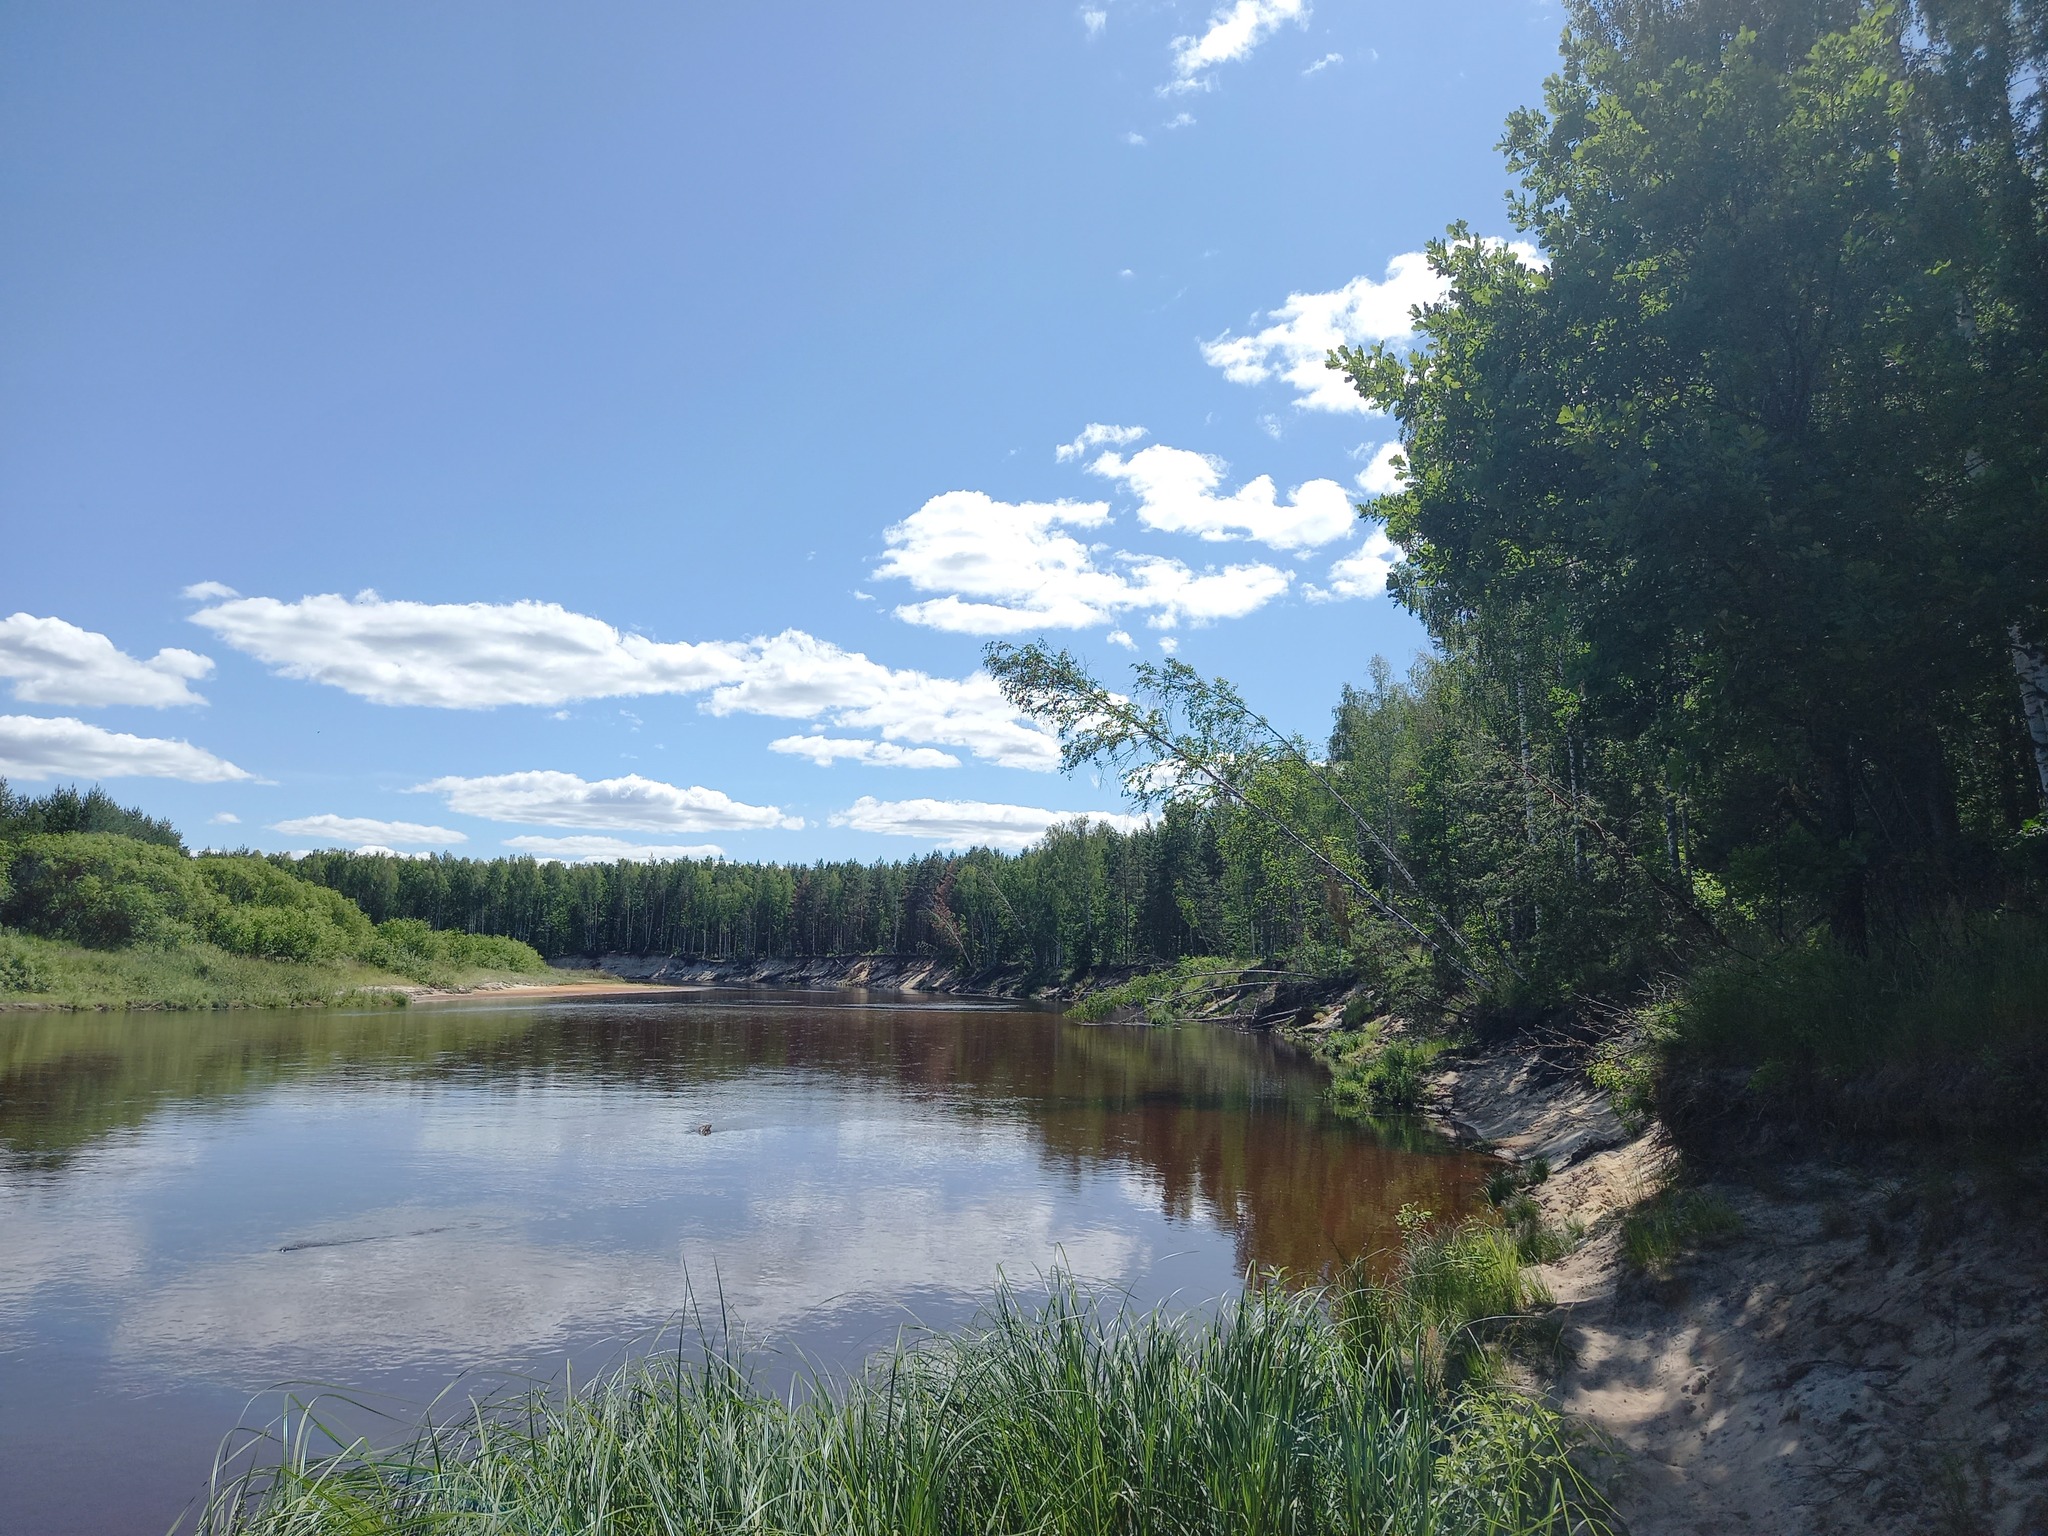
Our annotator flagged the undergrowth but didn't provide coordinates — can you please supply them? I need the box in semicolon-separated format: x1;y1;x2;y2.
1321;1022;1451;1114
1656;910;2048;1145
0;927;536;1011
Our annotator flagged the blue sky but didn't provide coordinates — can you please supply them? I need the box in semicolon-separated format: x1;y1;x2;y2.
1;1;1561;862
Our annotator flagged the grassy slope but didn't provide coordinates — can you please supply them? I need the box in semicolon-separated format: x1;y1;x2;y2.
0;929;552;1011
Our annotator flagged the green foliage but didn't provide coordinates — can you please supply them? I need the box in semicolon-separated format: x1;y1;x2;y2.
0;926;410;1011
366;917;546;984
196;855;378;962
204;1267;1605;1536
1;833;211;948
0;830;545;1005
1328;1034;1449;1114
1339;0;2048;957
1067;956;1248;1022
1660;912;2048;1141
1337;1220;1555;1388
1620;1189;1743;1275
0;932;47;993
0;779;183;848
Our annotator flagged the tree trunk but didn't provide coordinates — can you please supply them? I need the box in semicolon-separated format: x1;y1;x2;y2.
2014;625;2048;810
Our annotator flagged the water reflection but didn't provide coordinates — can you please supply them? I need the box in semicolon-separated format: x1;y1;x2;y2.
0;993;1486;1535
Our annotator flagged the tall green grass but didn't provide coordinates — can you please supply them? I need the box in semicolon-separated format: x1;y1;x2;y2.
199;1266;1605;1536
1661;910;2048;1142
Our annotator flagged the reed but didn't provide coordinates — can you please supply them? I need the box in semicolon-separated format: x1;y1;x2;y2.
199;1268;1606;1536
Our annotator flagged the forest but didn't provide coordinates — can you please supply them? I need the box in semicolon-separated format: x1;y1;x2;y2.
8;0;2047;1132
292;0;2048;1140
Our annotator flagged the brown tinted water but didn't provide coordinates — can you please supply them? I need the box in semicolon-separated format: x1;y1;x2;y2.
0;990;1489;1534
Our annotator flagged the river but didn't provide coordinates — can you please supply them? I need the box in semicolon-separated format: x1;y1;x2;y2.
0;989;1488;1534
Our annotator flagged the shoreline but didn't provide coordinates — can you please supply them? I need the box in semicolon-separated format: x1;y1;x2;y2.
1412;1032;2048;1535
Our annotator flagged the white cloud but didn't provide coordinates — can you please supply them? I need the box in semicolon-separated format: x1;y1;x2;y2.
181;581;239;601
415;770;802;833
190;592;748;710
1355;441;1406;496
1164;111;1196;129
1199;252;1440;413
1201;244;1541;412
187;592;1056;770
1106;630;1137;650
1055;422;1147;463
1085;444;1355;549
1303;51;1342;74
270;814;466;848
1081;7;1107;35
698;630;1061;770
1168;0;1308;91
768;735;961;769
0;715;252;782
503;835;725;863
209;812;241;825
831;796;1148;851
0;614;214;708
878;491;1291;636
1311;527;1400;602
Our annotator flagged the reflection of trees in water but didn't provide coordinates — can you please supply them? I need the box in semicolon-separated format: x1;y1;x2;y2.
0;1000;1487;1273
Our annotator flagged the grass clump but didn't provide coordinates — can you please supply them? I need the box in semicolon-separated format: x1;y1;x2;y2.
1325;1028;1449;1114
1619;1188;1742;1274
204;1268;1605;1536
1337;1216;1556;1390
1659;911;2048;1144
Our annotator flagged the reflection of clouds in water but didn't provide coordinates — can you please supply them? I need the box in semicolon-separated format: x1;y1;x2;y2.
110;1181;1146;1380
0;1120;215;1339
101;1084;1152;1381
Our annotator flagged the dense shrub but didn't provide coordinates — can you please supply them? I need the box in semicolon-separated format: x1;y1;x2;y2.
0;832;544;980
1;833;211;948
196;855;375;962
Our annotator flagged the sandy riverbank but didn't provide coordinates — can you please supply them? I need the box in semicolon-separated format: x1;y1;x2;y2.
1419;1040;2048;1534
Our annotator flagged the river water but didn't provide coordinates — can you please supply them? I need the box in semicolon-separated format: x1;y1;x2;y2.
0;989;1488;1534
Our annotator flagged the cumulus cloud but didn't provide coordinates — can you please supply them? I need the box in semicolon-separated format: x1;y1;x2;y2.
698;630;1061;770
209;812;241;825
270;814;466;848
1168;0;1308;91
831;796;1148;851
189;592;747;709
877;491;1291;635
1311;527;1401;602
181;581;240;601
1202;245;1540;412
503;835;725;863
0;715;252;782
1199;252;1441;413
1303;51;1342;74
768;735;960;769
1081;6;1107;35
0;613;214;708
1354;441;1406;496
1055;423;1146;464
1085;444;1354;549
414;770;801;833
186;592;1058;770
